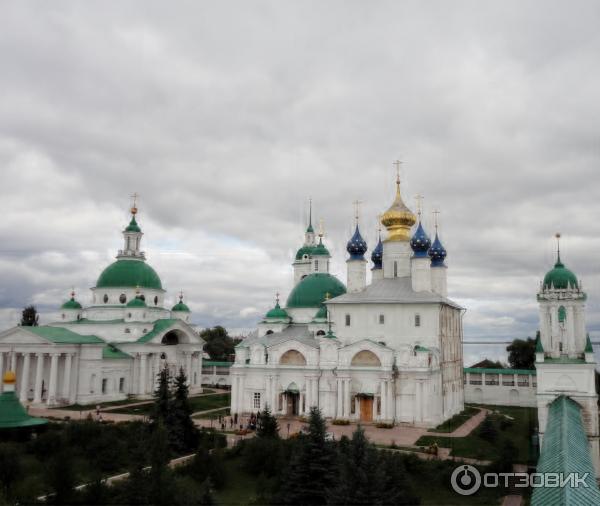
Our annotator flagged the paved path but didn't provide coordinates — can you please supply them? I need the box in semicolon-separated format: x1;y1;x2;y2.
427;407;491;438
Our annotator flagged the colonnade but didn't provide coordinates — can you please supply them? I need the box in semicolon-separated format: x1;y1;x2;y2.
0;350;75;405
135;351;202;395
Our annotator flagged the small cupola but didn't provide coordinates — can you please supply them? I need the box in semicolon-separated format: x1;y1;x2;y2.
542;235;579;290
125;287;148;322
264;294;290;322
428;233;447;267
171;292;191;322
346;224;368;260
61;289;83;321
410;222;431;258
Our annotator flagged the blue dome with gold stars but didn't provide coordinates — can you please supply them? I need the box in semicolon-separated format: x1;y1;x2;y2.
410;222;431;258
428;233;447;267
371;236;383;269
346;225;368;260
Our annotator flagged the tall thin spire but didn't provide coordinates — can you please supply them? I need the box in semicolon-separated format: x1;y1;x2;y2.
555;233;562;264
308;197;312;228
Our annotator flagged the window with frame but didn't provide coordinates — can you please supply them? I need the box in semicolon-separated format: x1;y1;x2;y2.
253;392;261;409
415;314;421;327
379;314;385;324
315;260;319;271
101;378;108;394
119;377;125;392
393;261;398;277
345;314;351;326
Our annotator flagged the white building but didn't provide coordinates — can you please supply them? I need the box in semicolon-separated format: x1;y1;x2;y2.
534;240;599;475
231;174;465;427
463;367;537;407
0;205;204;406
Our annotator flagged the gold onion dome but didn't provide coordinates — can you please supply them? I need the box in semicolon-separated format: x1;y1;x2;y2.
381;175;416;242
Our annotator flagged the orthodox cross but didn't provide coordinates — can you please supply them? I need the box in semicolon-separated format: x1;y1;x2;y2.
414;193;424;219
432;208;441;231
393;159;402;184
130;192;139;214
275;292;280;305
353;200;362;224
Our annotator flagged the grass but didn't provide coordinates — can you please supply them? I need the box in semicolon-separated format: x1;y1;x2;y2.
193;408;231;420
109;393;231;415
429;406;480;433
54;397;141;411
416;405;538;464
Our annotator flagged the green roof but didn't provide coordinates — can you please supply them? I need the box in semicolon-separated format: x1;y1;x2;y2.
535;335;544;353
102;345;132;360
532;396;600;505
286;273;346;308
313;305;327;320
0;391;47;429
585;335;593;353
543;259;579;290
61;297;82;310
463;367;536;375
27;326;104;344
96;259;162;290
543;357;586;364
312;240;330;256
137;319;180;343
265;303;289;320
295;245;316;260
126;296;147;308
125;216;141;233
172;301;190;312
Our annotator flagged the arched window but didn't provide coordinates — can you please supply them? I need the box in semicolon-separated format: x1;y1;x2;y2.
120;294;127;303
161;331;179;345
345;314;351;326
265;330;274;335
316;330;326;336
103;294;109;303
415;314;421;327
154;296;158;306
279;350;307;365
139;294;145;301
351;350;382;367
315;260;319;271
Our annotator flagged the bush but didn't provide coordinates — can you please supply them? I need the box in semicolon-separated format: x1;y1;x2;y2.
332;419;351;425
375;422;394;429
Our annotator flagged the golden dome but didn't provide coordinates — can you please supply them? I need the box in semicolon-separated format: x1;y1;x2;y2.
380;177;416;242
3;371;16;384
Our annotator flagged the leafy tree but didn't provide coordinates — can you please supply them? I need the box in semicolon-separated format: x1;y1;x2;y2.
506;337;536;369
20;305;39;326
170;367;199;453
491;439;517;474
276;407;337;505
256;406;279;439
200;326;238;361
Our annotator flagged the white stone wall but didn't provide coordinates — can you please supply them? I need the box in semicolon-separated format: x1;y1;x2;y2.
346;259;367;293
464;370;537;407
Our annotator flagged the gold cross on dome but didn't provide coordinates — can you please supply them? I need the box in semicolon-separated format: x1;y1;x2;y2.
130;192;139;214
393;160;402;184
415;194;424;219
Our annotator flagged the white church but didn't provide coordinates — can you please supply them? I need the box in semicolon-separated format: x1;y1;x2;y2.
0;204;204;406
231;173;464;427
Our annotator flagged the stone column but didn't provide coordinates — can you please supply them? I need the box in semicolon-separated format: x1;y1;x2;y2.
313;377;319;408
0;352;4;393
34;353;44;403
19;353;31;402
380;380;387;421
139;353;147;395
265;375;271;410
153;353;161;389
186;352;193;385
196;354;203;389
336;378;343;418
305;378;311;411
344;379;351;419
62;354;72;401
47;353;59;406
10;352;17;372
237;375;244;413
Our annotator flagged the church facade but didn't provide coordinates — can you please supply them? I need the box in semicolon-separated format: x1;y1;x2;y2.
0;205;204;406
231;175;464;427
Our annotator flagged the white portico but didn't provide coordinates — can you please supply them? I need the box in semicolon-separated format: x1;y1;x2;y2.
232;170;465;427
0;203;204;406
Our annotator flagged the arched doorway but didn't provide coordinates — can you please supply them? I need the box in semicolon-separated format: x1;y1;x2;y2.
284;382;300;416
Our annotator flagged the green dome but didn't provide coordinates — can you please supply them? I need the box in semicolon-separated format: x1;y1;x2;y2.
126;296;147;308
295;246;315;260
61;297;82;310
0;390;47;429
97;259;162;290
286;273;346;308
125;216;141;233
265;303;289;320
172;301;190;312
543;260;578;290
312;241;330;256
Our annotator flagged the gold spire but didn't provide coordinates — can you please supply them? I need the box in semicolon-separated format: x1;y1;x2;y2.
380;161;416;242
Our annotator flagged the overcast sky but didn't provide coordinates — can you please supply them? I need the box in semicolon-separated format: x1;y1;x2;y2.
1;1;599;363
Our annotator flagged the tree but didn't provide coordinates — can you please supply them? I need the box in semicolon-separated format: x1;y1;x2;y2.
0;443;22;502
46;445;77;505
151;366;172;426
506;337;536;369
200;326;237;361
20;305;39;326
478;416;498;443
469;359;505;369
276;407;337;505
170;367;199;453
256;406;279;439
149;422;173;505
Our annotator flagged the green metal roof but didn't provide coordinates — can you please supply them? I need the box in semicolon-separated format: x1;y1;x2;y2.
414;345;430;352
265;303;289;320
532;395;600;505
535;335;544;353
313;305;327;320
312;241;330;256
543;259;579;290
543;357;586;364
102;345;132;360
61;297;82;310
463;367;536;375
286;273;346;308
126;296;147;308
26;326;104;344
125;216;141;233
0;391;48;429
203;361;233;367
585;335;593;353
137;319;180;343
172;301;190;312
96;259;162;290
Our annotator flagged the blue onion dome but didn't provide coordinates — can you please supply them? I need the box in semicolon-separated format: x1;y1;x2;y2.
371;236;383;269
346;225;368;260
410;222;431;257
428;233;447;267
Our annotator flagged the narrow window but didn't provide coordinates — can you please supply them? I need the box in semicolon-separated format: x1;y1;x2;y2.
119;378;125;393
154;296;158;306
345;314;351;326
394;261;398;277
379;314;385;324
103;294;109;303
559;342;563;352
415;314;421;327
315;260;319;271
120;294;127;304
125;328;131;334
253;392;261;409
101;378;108;394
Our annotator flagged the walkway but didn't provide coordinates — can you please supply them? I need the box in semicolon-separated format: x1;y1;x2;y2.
427;407;491;438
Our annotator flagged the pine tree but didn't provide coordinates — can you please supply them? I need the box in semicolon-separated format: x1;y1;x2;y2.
256;405;279;439
149;422;173;505
151;366;172;425
20;305;39;326
170;367;199;453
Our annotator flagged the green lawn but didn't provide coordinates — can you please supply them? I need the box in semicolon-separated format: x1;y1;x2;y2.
429;406;480;433
193;408;231;420
55;397;141;411
109;393;231;415
416;405;538;464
